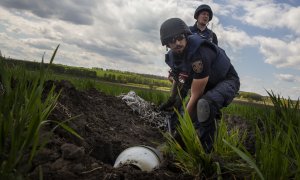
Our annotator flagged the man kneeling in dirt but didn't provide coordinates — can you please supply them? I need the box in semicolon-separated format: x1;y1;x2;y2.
159;18;240;153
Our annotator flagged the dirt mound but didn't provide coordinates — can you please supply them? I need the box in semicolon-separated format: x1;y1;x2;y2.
28;80;193;180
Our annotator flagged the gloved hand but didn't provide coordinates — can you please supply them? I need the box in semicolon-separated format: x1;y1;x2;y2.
173;96;183;110
167;111;180;133
158;98;175;111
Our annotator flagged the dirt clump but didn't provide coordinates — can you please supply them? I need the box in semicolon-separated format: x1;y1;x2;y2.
28;80;193;180
27;80;255;180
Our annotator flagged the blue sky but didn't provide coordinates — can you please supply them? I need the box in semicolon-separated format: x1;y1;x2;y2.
0;0;299;100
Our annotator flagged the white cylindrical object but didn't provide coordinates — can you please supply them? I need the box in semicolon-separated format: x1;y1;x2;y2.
113;145;162;172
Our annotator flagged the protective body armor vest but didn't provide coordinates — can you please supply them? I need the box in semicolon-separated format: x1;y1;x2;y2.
165;35;231;89
189;25;213;43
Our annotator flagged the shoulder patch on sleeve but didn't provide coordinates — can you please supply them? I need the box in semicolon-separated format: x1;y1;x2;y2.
192;60;203;73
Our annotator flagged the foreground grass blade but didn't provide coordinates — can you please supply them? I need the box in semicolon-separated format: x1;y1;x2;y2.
49;44;60;65
223;139;264;180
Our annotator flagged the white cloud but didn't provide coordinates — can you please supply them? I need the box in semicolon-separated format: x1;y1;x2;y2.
275;73;299;82
269;83;300;100
217;26;256;51
0;0;299;99
289;87;300;100
286;7;300;35
241;74;300;100
0;1;175;75
254;36;300;69
0;0;97;25
230;1;300;35
239;75;266;95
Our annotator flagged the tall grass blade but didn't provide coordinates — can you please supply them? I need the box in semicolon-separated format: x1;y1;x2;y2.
163;102;213;176
223;139;264;180
49;44;60;65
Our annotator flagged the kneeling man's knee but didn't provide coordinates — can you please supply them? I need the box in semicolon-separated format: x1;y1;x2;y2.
197;99;211;123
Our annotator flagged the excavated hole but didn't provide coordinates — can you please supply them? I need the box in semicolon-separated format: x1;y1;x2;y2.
89;139;123;166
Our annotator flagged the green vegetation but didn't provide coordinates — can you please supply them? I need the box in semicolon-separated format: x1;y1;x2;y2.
94;68;172;88
1;51;299;179
254;91;300;179
164;91;299;179
3;57;172;92
4;59;98;79
237;91;265;102
0;62;59;179
44;73;170;105
0;46;81;179
163;108;254;179
2;57;173;105
163;105;212;176
4;56;284;105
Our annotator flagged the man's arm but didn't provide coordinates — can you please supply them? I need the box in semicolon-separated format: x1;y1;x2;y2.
186;77;208;114
186;44;215;114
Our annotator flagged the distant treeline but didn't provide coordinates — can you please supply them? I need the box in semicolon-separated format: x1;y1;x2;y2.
3;58;97;78
93;68;171;88
92;67;167;80
2;58;171;88
3;57;287;103
3;57;276;101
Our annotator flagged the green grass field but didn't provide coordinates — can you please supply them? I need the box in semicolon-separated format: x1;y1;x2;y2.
1;53;299;179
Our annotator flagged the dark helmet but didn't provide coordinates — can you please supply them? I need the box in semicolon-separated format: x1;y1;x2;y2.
194;4;213;21
160;18;192;46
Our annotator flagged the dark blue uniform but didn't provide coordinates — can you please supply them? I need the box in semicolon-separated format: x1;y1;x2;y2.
165;35;239;152
189;23;218;45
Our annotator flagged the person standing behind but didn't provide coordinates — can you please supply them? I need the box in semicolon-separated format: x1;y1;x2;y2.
190;4;218;45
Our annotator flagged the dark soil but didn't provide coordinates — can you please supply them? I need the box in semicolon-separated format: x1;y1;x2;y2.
27;80;254;180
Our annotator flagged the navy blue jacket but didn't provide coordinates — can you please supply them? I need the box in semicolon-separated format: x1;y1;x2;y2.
165;35;237;92
189;23;218;45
